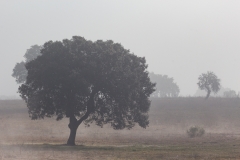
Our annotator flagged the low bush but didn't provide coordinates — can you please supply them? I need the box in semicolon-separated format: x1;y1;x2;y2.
187;126;205;138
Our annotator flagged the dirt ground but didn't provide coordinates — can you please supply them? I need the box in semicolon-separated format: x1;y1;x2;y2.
0;98;240;159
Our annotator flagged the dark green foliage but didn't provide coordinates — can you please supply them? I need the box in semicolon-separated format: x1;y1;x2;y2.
17;36;155;145
149;72;179;97
197;71;221;99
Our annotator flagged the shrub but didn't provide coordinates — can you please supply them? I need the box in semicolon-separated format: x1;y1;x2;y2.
187;126;205;138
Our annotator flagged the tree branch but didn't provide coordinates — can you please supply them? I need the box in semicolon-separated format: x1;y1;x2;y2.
76;89;97;126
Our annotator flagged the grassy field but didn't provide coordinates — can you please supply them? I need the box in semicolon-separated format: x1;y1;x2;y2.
0;97;240;159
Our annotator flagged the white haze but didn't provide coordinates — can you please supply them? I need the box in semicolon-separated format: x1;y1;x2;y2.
0;0;240;97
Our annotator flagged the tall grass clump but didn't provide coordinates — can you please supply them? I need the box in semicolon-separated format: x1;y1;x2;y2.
187;126;205;138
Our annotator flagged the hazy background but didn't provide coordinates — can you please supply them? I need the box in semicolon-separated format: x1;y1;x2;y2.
0;0;239;98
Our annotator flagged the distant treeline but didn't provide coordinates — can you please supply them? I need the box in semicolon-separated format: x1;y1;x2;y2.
149;72;180;98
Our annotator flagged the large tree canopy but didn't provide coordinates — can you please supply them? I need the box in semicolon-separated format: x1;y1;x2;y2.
18;36;155;145
197;71;221;99
149;72;180;97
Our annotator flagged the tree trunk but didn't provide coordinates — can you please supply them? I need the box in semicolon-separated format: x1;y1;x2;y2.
205;90;211;99
67;126;77;146
66;90;97;146
67;116;79;146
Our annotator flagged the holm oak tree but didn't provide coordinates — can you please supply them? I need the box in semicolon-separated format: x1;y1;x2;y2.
197;71;221;99
17;36;155;145
12;45;42;84
149;72;180;97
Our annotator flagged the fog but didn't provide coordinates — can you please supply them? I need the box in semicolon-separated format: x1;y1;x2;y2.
0;0;240;97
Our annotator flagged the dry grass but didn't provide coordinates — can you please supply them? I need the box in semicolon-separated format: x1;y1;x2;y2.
0;98;240;159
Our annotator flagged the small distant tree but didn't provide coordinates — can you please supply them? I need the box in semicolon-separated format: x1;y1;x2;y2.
197;71;221;99
223;90;237;98
15;36;156;145
12;45;42;83
149;72;180;97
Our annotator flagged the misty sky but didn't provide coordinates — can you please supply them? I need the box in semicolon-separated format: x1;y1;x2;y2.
0;0;240;97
